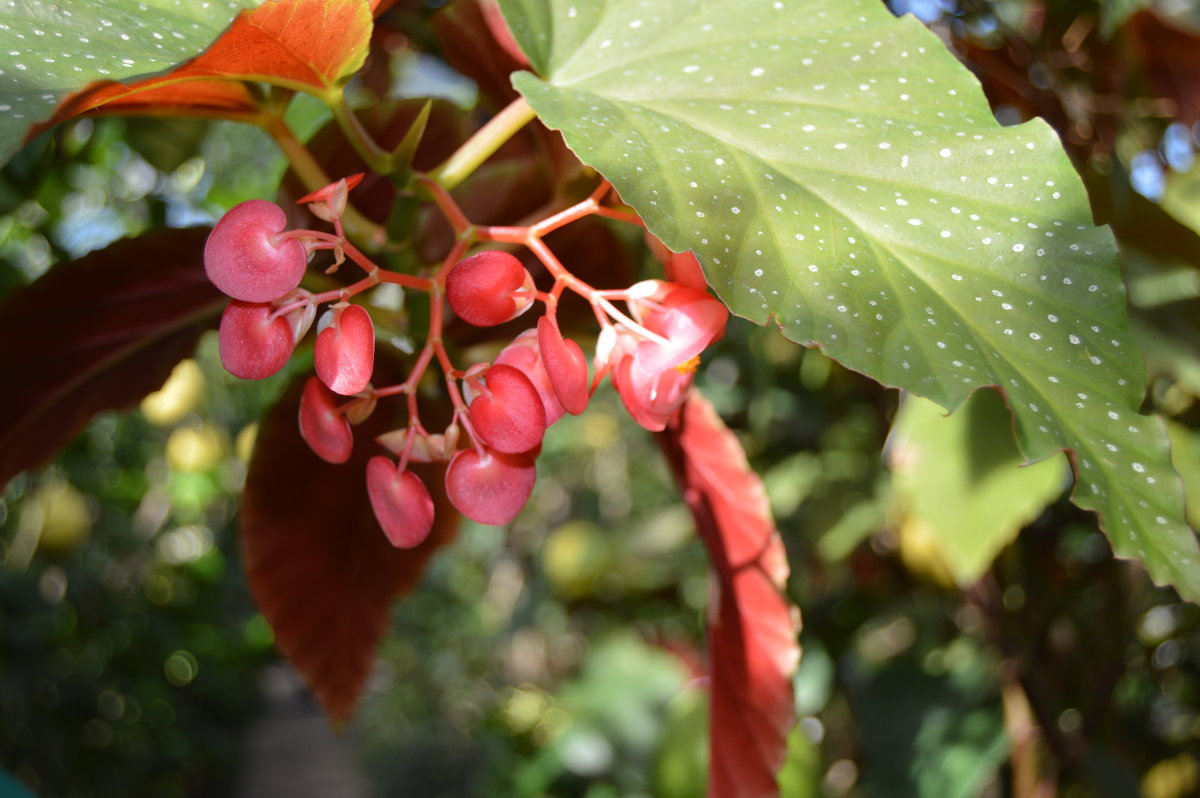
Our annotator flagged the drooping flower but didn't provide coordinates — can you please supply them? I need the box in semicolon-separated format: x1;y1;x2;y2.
610;281;728;430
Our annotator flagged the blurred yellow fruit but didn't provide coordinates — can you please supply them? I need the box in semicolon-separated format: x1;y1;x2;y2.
1142;754;1199;798
897;516;957;589
235;423;259;464
141;359;205;426
24;476;93;555
542;521;612;598
166;423;226;472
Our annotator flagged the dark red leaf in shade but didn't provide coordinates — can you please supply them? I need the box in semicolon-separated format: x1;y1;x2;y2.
656;392;800;798
1127;10;1200;127
433;0;529;109
242;378;457;726
0;228;224;489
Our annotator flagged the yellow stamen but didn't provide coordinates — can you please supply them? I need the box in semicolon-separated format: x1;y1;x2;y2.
674;355;700;375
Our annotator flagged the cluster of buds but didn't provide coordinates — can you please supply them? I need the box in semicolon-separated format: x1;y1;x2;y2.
203;176;728;550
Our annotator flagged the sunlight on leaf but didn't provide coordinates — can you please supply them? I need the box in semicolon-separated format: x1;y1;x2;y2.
887;389;1069;586
505;0;1200;601
0;0;261;162
658;392;799;798
16;0;377;149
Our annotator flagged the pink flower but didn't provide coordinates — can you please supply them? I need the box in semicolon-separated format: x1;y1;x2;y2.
628;281;727;375
610;281;727;430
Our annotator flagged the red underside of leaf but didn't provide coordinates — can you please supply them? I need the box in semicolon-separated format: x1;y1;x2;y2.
242;378;458;726
0;228;224;489
656;392;799;798
28;0;376;138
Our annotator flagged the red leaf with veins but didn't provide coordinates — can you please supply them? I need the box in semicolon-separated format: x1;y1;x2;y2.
0;228;224;489
657;393;799;798
243;378;458;725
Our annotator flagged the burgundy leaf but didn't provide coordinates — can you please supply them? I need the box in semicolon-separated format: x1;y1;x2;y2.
1127;10;1200;127
433;0;528;110
242;378;458;726
0;228;224;488
657;392;800;798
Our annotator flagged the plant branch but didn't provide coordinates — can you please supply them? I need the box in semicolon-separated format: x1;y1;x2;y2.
327;89;393;175
262;112;384;248
428;96;537;190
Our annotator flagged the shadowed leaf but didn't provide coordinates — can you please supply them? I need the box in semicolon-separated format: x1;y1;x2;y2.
658;392;799;798
242;377;458;725
0;228;224;489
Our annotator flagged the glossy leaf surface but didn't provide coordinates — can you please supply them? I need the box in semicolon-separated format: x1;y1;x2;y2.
0;228;223;489
505;0;1200;600
658;392;798;798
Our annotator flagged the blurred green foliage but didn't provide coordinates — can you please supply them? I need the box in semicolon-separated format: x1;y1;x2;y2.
5;1;1200;797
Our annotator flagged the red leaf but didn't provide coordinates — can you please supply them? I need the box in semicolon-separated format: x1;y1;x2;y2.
30;0;376;135
241;378;458;725
434;0;529;110
1127;10;1200;127
657;393;799;798
0;228;224;489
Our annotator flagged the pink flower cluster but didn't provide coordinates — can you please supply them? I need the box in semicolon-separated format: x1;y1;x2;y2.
203;177;728;551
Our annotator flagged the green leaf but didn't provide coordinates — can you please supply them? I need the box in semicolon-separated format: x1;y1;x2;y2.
0;0;261;162
504;0;1200;599
888;389;1069;585
1162;160;1200;236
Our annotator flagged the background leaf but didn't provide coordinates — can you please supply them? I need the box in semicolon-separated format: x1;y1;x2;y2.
0;0;260;162
504;0;1200;601
887;389;1070;586
241;377;459;725
0;227;223;489
657;392;799;798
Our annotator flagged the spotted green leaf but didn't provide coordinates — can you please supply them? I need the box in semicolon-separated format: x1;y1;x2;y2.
0;0;261;162
504;0;1200;599
888;389;1070;586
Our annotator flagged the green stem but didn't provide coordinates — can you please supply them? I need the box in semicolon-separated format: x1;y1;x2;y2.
429;96;537;190
263;112;384;248
327;90;392;175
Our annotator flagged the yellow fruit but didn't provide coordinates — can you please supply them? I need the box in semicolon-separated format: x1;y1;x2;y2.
541;521;612;598
897;516;957;589
141;359;205;426
25;476;93;555
166;423;226;472
235;423;259;464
